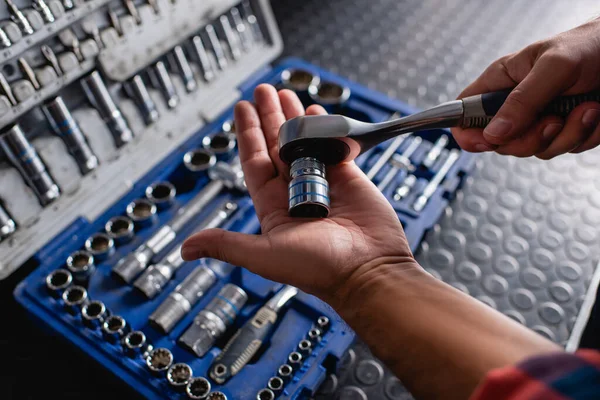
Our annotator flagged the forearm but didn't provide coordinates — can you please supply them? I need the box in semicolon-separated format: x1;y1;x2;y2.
330;257;561;400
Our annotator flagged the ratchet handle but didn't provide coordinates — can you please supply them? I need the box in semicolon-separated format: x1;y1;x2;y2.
463;89;600;128
209;307;277;384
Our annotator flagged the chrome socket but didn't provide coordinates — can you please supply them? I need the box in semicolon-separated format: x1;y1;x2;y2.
281;68;320;93
0;124;60;206
0;203;16;241
202;132;236;155
167;363;193;391
186;377;211;399
125;74;160;126
149;266;217;332
65;250;96;282
191;35;215;82
267;377;284;393
308;81;351;106
126;199;157;228
105;216;135;245
307;327;322;343
288;157;330;218
81;300;108;329
207;392;227;400
277;364;293;381
46;269;72;298
172;45;197;93
287;351;303;370
298;339;312;356
123;330;149;358
84;233;115;262
62;285;88;315
145;181;176;211
256;389;275;400
316;315;330;331
102;315;128;343
183;149;217;175
146;347;173;376
150;60;179;109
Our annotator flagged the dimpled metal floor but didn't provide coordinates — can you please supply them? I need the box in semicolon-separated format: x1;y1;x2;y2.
270;0;600;399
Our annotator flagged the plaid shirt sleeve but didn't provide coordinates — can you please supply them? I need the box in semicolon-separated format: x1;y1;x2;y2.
470;350;600;400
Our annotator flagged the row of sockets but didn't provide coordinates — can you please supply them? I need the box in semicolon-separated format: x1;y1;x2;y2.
43;269;230;399
0;119;236;244
256;317;331;400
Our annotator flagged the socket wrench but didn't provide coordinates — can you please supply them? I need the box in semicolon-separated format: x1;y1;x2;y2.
125;75;159;125
186;377;211;400
105;216;135;245
146;347;173;375
113;157;245;283
167;363;193;391
0;203;16;240
179;283;248;357
413;149;460;212
376;136;421;192
0;125;60;206
210;285;298;384
81;71;133;147
65;250;95;282
46;269;72;297
145;181;176;210
149;266;217;333
134;200;237;298
43;96;99;175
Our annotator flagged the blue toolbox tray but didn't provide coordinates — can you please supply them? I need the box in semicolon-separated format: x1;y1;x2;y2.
14;57;475;399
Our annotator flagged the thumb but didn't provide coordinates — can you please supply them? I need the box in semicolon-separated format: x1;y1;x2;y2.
181;228;271;273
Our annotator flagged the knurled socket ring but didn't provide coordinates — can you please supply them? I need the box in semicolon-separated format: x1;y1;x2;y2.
288;157;330;218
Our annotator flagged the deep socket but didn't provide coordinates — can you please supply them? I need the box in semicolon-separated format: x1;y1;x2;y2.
0;125;60;206
0;203;16;240
43;96;99;175
113;157;243;283
316;315;330;331
126;199;157;228
62;285;88;315
102;315;127;343
85;233;115;262
105;216;135;245
81;71;133;147
167;363;193;391
125;75;159;125
256;389;275;400
171;45;197;93
81;300;108;329
298;339;312;355
135;200;236;299
123;331;148;358
288;351;303;370
281;69;320;93
307;327;321;342
146;347;173;375
267;377;284;393
65;250;96;282
186;377;211;400
191;36;215;82
288;157;329;218
178;284;248;357
278;364;293;380
202;132;236;155
46;269;72;297
150;61;179;109
145;181;176;210
148;266;217;332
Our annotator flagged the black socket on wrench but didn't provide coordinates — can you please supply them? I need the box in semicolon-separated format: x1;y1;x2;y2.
46;269;72;298
85;233;115;262
105;216;135;245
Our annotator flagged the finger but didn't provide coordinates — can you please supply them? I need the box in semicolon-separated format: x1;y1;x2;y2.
234;101;276;196
279;89;305;119
571;121;600;154
494;116;564;157
536;103;600;159
306;104;327;115
483;51;579;145
450;127;496;153
457;54;518;99
254;84;288;174
181;229;282;281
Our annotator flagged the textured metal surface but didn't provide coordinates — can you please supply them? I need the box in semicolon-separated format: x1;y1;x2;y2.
270;0;600;399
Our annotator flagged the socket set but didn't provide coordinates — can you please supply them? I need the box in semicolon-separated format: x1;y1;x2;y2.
9;0;475;398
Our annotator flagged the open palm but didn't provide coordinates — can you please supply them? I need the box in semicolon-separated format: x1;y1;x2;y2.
182;85;414;304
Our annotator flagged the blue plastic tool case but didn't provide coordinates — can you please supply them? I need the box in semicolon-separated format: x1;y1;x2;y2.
10;3;474;399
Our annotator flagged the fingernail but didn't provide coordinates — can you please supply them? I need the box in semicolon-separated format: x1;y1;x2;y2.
582;109;600;129
542;123;563;140
484;118;512;138
474;143;494;152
